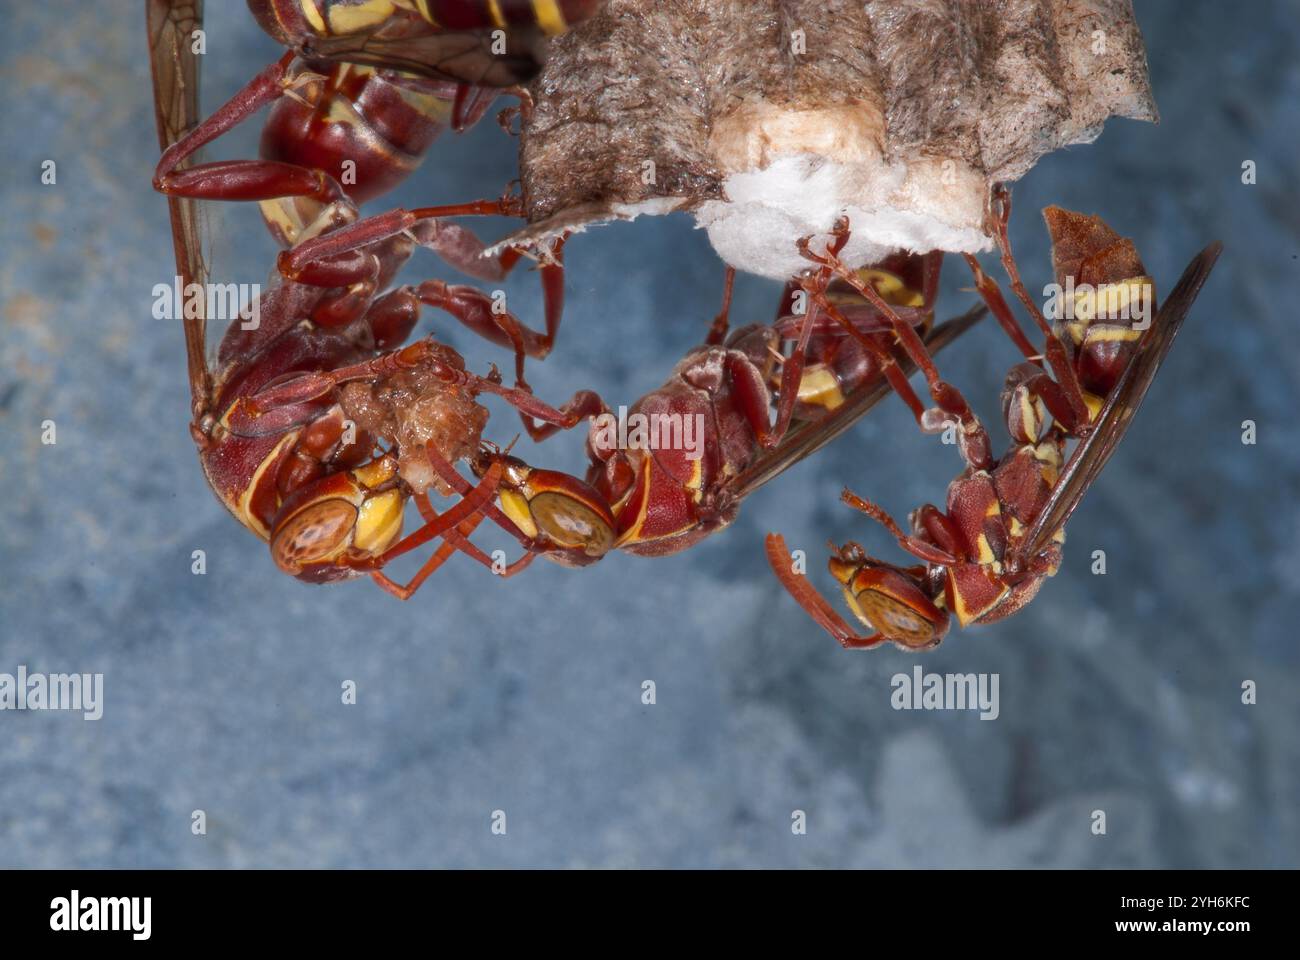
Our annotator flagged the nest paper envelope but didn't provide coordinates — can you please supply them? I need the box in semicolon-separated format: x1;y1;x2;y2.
501;0;1157;279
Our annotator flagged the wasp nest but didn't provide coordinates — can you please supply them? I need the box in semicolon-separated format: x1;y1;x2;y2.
504;0;1156;279
340;350;488;496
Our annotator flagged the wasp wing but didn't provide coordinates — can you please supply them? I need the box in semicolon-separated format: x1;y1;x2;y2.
1019;242;1223;560
303;27;548;87
729;305;987;501
146;0;211;416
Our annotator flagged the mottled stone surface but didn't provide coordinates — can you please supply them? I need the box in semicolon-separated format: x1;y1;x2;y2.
0;1;1297;868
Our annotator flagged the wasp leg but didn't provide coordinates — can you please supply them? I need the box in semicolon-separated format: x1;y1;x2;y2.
367;459;506;600
985;184;1092;431
705;266;737;345
814;226;996;472
764;534;887;649
839;490;958;567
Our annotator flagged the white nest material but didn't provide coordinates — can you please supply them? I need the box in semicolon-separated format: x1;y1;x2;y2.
499;0;1157;280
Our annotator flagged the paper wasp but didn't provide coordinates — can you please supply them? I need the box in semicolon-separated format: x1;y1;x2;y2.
148;0;602;597
154;0;584;400
766;190;1221;650
148;0;985;596
450;254;981;570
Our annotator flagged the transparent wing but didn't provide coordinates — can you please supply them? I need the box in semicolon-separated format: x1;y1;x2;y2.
1020;242;1223;559
146;0;212;416
729;304;987;501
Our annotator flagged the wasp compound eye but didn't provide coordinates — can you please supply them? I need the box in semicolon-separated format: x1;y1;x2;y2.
271;498;358;574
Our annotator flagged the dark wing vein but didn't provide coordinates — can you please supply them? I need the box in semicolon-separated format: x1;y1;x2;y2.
1020;242;1223;559
146;0;211;416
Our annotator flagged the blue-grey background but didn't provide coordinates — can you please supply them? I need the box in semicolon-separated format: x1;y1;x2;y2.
1;1;1296;868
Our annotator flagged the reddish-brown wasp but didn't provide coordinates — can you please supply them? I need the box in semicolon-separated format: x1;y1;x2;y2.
766;191;1221;650
438;251;982;570
148;0;985;596
153;1;586;419
148;0;599;598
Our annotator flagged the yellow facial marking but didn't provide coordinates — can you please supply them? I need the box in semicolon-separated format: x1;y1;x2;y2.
353;489;403;554
974;534;996;565
827;555;859;588
500;489;539;540
842;584;869;625
354;456;397;489
486;0;507;28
